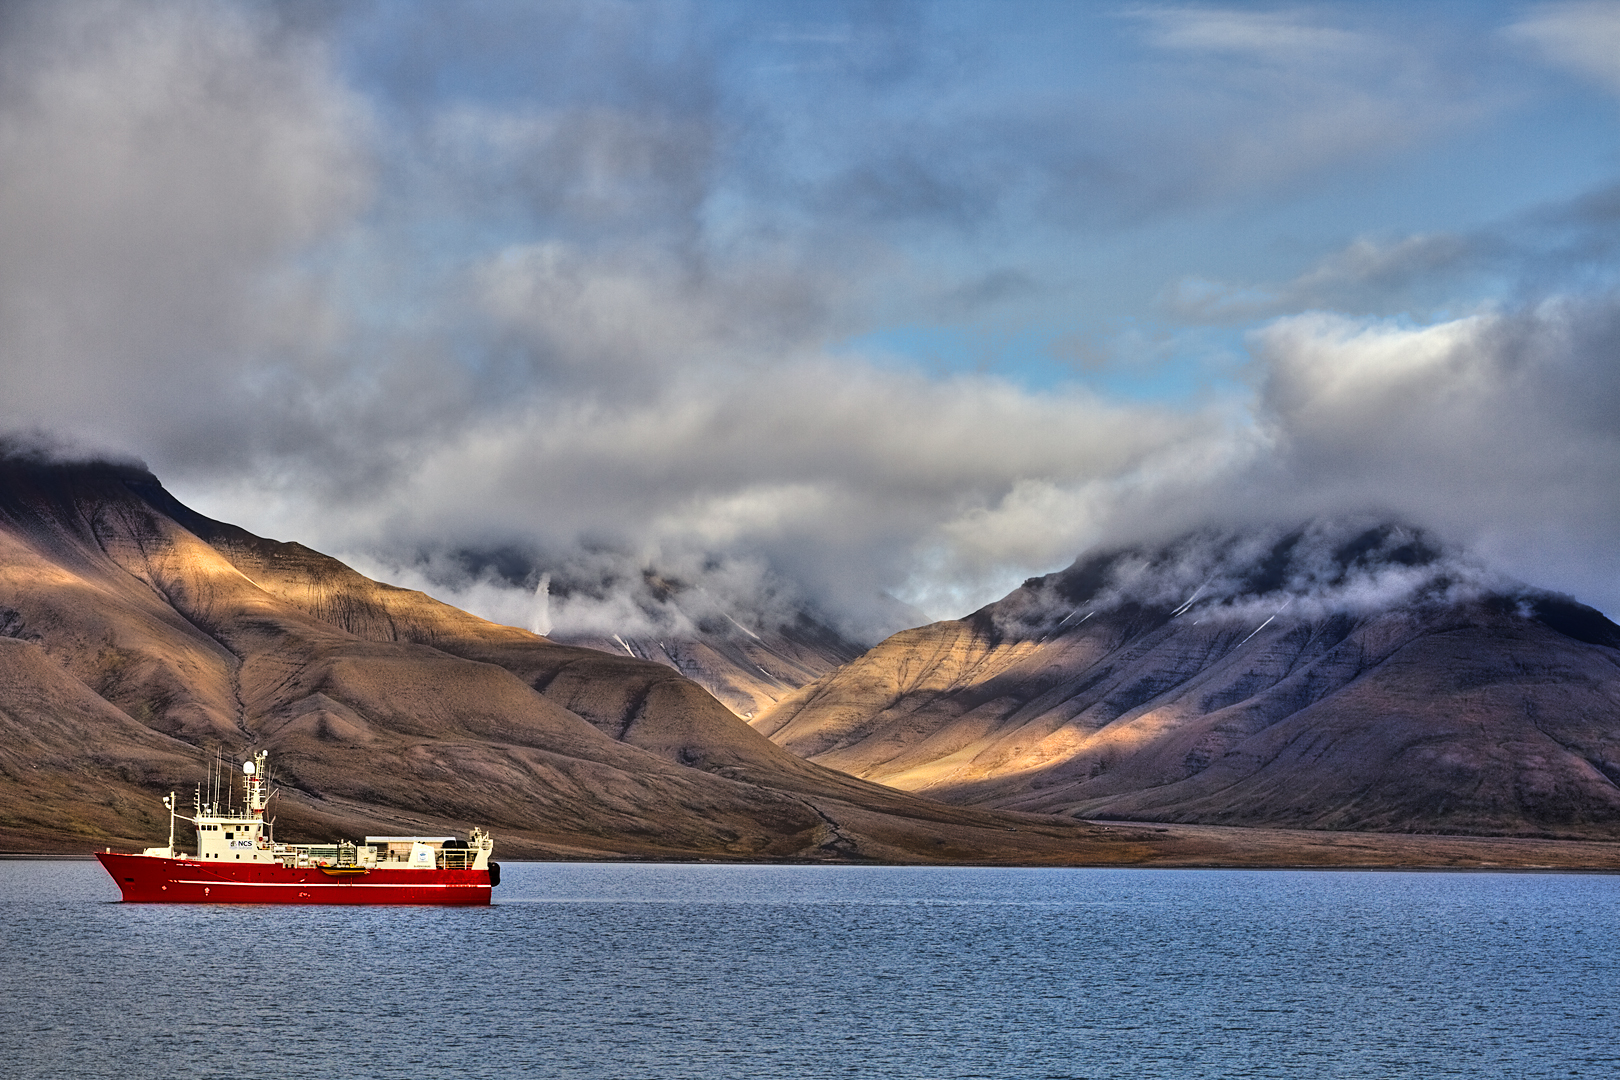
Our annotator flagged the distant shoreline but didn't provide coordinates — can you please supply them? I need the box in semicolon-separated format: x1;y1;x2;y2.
0;853;97;860
2;855;1615;874
9;819;1617;873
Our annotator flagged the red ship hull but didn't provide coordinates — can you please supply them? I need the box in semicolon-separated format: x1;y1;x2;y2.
97;852;493;905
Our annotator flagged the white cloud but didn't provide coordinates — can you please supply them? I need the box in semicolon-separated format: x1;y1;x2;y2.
256;351;1230;633
1510;2;1620;95
1130;7;1373;60
0;0;371;465
1221;298;1620;613
1165;233;1486;321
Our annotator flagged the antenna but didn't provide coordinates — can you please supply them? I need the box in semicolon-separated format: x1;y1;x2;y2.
162;793;175;857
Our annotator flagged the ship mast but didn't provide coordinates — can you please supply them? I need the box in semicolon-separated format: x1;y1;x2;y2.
244;751;269;817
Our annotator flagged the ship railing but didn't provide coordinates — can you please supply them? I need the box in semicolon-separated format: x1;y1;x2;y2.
368;843;476;869
261;840;479;869
272;843;378;869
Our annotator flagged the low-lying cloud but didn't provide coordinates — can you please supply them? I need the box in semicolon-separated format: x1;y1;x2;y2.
988;518;1525;639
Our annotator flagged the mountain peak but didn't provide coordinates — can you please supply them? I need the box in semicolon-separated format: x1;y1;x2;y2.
976;518;1575;642
0;443;159;501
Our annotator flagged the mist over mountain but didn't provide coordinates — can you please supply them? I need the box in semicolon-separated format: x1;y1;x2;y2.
537;567;869;721
758;520;1620;838
980;520;1522;635
351;544;921;718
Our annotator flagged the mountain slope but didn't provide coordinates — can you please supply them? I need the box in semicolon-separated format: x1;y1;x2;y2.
0;451;1155;862
756;523;1620;838
553;613;864;721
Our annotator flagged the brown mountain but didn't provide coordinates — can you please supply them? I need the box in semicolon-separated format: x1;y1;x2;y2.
1;450;1155;862
6;455;1618;868
552;601;865;721
756;523;1620;839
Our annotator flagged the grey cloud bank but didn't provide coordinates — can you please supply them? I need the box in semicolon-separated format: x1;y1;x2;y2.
1;0;1617;639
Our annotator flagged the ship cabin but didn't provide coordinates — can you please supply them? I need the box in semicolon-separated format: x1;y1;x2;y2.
194;812;274;863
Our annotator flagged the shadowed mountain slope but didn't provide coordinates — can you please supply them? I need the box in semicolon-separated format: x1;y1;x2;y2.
0;452;1128;862
552;611;865;722
756;523;1620;838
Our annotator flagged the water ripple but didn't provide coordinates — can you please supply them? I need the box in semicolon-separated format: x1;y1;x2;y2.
1;862;1615;1079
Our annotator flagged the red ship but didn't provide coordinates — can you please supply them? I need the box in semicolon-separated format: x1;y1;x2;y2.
96;751;499;905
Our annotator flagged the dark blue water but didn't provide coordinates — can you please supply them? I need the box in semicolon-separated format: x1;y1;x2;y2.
1;862;1615;1079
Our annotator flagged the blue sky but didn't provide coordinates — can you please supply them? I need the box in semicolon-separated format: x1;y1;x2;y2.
364;0;1620;403
3;0;1620;631
325;0;1620;385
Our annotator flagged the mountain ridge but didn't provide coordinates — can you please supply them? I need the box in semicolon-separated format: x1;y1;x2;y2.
755;521;1620;838
0;452;1123;862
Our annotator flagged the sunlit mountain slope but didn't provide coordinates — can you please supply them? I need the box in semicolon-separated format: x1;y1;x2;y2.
757;523;1620;838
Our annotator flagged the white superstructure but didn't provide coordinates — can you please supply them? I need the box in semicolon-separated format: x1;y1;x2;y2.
141;750;493;872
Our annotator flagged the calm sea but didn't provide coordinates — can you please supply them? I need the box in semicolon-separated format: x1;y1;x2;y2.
1;861;1615;1079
